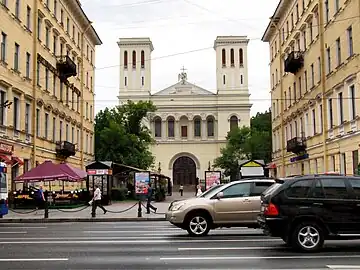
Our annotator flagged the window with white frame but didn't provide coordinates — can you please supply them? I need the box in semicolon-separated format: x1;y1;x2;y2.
312;108;316;135
338;92;344;124
349;85;356;120
336;37;341;66
319;104;323;134
328;98;334;128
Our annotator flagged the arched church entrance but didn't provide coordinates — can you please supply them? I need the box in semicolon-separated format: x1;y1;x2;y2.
172;156;196;186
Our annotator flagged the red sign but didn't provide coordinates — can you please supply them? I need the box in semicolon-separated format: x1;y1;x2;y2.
0;142;13;155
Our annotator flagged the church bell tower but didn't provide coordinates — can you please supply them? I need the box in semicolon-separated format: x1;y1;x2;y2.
214;36;250;95
117;38;154;101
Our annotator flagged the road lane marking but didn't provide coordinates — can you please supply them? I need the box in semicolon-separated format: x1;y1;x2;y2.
327;266;360;269
160;255;360;261
178;246;285;250
0;227;47;229
0;258;68;262
0;232;27;234
0;239;282;244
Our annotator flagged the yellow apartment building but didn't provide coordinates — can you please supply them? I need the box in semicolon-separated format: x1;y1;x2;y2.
0;0;101;190
262;0;360;177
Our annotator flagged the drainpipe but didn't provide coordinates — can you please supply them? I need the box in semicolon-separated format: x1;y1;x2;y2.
318;0;329;172
31;0;38;168
271;20;286;177
80;23;92;170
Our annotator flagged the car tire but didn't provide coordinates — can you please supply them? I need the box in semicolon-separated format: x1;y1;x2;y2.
290;221;324;252
185;212;211;237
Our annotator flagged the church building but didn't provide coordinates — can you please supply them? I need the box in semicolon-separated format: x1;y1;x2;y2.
117;36;252;186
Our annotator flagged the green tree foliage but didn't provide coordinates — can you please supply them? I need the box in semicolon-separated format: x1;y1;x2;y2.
213;111;272;178
94;100;156;170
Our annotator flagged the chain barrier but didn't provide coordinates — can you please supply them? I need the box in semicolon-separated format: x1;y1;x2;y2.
141;202;166;215
105;202;139;214
8;208;39;214
55;205;90;213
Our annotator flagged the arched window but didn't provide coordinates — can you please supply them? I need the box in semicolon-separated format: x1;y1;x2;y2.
124;51;128;68
230;115;238;130
223;75;226;85
132;50;136;68
230;48;234;66
141;50;145;68
194;117;201;137
167;117;175;138
239;48;244;66
154;117;162;138
240;75;243;84
222;49;226;67
207;116;214;137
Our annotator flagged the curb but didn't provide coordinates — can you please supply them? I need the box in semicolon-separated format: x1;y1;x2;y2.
0;217;166;223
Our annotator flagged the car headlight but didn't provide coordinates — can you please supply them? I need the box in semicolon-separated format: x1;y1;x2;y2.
171;203;186;211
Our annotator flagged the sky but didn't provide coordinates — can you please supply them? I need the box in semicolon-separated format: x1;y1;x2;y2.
81;0;280;116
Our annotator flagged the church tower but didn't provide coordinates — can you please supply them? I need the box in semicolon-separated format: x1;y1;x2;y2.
117;38;154;100
214;36;250;95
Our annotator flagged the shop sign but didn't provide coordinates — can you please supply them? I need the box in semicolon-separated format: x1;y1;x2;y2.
0;142;13;155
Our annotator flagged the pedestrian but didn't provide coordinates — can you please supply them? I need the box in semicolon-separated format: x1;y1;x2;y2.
179;183;184;197
36;185;45;210
91;185;107;216
196;185;203;197
146;183;157;214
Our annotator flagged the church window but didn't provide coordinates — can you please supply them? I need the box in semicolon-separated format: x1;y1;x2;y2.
132;50;136;68
167;117;175;138
124;51;128;69
223;75;226;85
141;50;145;68
239;49;244;66
141;76;144;86
230;115;238;130
154;117;161;138
230;48;234;67
222;49;226;67
207;116;214;137
240;75;243;84
124;77;127;86
194;117;201;137
181;126;187;138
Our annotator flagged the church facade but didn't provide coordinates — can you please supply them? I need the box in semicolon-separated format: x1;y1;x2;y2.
117;36;252;186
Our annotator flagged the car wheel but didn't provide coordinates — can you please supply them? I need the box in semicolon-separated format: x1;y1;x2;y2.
186;214;210;237
291;222;324;252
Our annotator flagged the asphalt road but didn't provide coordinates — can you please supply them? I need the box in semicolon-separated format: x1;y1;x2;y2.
0;222;360;269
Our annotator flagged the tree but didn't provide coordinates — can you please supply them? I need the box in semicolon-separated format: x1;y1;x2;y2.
94;100;156;170
213;110;272;179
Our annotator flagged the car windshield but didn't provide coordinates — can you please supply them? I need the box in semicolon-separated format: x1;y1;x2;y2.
199;184;224;198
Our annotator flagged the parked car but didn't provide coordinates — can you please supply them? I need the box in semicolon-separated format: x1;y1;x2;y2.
166;178;275;236
258;174;360;252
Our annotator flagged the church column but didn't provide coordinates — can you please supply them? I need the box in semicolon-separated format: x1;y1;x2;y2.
175;120;180;139
201;119;207;140
161;120;166;140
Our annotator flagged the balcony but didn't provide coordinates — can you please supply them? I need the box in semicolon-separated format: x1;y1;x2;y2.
286;136;306;154
56;55;77;82
56;141;76;158
284;51;304;74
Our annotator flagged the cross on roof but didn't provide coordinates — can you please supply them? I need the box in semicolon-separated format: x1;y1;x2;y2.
180;66;187;73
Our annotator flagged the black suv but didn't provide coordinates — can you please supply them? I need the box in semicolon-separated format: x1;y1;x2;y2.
257;174;360;252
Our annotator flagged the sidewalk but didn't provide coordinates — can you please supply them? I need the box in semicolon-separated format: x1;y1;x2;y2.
0;191;195;223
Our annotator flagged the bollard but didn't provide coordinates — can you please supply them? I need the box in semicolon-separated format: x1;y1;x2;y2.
44;202;49;219
137;201;142;218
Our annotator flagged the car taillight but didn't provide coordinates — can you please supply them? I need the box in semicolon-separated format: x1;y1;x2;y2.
264;203;279;216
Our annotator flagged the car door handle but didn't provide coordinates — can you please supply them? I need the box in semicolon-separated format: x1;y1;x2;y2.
313;202;323;206
243;199;251;202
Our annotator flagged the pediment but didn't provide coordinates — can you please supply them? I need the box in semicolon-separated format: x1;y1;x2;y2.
153;81;215;96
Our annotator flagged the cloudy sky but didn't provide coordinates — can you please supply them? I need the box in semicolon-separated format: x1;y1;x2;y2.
81;0;279;116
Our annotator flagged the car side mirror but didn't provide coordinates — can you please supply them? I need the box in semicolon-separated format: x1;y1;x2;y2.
216;192;224;200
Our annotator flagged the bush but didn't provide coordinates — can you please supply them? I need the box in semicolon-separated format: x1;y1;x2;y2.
111;188;128;201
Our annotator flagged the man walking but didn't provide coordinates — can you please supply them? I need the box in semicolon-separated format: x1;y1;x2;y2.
36;185;45;210
146;183;157;214
91;185;107;217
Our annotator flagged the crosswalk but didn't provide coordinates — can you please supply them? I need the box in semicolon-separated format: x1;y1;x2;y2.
1;222;360;269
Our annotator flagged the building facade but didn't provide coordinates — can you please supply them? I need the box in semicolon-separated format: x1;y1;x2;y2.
118;36;252;186
0;0;101;190
262;0;360;177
